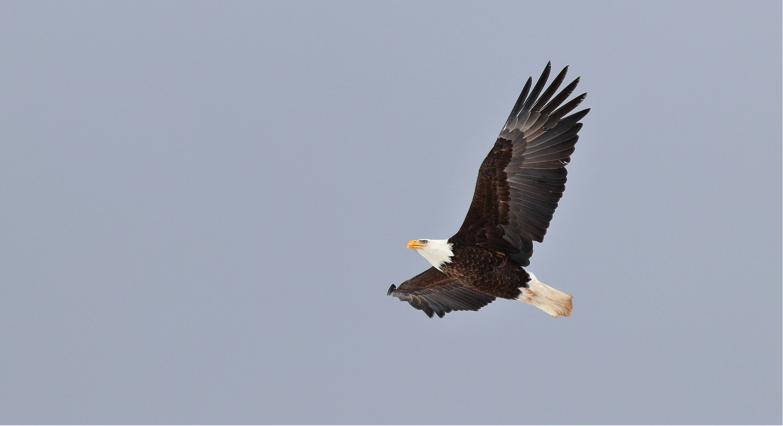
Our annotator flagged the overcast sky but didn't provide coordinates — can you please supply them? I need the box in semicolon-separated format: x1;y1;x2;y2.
0;1;780;424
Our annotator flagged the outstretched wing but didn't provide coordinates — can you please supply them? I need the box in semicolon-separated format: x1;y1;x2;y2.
450;62;589;266
387;267;496;318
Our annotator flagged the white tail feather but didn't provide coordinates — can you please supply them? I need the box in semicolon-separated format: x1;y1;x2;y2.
517;272;573;317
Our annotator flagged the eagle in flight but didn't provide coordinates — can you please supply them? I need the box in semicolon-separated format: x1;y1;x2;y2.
388;62;589;318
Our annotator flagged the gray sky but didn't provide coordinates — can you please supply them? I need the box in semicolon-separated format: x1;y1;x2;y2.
1;1;780;424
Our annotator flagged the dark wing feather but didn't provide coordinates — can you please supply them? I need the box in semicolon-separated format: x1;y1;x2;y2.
450;62;589;266
387;267;495;318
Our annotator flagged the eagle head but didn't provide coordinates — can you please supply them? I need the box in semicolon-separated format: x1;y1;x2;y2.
407;239;454;270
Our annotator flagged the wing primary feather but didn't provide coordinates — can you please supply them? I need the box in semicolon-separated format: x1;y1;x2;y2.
559;108;591;127
505;77;533;129
427;298;446;318
515;110;531;128
548;93;587;122
522;62;551;111
506;85;527;122
416;299;435;318
540;77;580;115
532;66;569;112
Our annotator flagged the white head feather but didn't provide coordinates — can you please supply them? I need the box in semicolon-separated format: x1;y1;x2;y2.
407;239;454;271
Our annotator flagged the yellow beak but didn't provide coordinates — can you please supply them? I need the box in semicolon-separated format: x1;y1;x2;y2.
407;240;425;249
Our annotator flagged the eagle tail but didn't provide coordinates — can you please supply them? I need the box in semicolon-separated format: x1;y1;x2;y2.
517;272;573;317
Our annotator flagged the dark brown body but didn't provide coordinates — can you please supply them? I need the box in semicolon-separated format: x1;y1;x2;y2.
441;245;530;300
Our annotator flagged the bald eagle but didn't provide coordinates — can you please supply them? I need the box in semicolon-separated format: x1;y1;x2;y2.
388;62;589;318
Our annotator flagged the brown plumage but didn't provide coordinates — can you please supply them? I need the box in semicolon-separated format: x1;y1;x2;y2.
386;267;495;318
388;62;588;318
